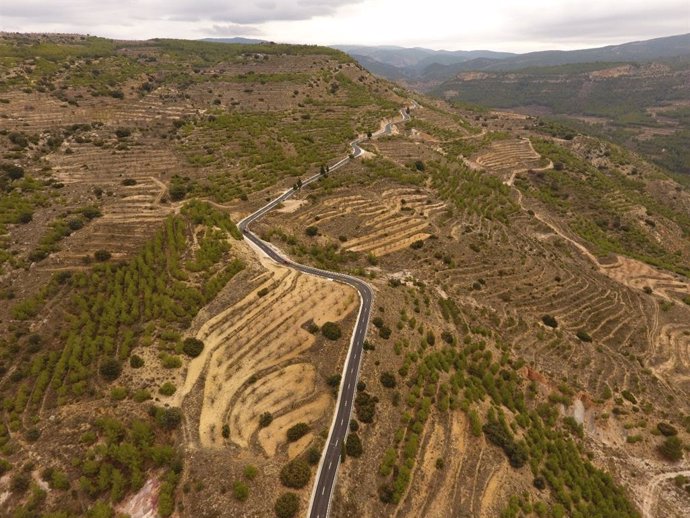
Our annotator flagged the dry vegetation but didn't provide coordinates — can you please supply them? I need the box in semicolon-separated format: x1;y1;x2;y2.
0;33;690;518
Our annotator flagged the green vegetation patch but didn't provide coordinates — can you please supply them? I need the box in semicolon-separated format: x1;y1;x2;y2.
527;138;690;276
428;159;517;225
7;204;243;412
76;414;181;516
376;339;638;516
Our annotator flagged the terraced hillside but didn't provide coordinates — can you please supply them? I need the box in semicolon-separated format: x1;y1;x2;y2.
265;98;690;518
43;141;178;265
1;34;690;518
0;34;406;518
290;186;444;257
181;260;356;450
475;138;547;182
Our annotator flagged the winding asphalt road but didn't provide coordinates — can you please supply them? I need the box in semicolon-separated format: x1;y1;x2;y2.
237;105;412;518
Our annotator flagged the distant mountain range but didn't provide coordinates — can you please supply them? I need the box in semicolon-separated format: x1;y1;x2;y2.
200;33;690;95
202;37;266;45
335;33;690;87
332;45;515;76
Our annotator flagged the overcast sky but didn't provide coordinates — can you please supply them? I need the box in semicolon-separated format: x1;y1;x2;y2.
2;0;689;52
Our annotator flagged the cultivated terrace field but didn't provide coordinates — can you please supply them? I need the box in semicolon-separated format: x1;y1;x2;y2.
0;33;689;518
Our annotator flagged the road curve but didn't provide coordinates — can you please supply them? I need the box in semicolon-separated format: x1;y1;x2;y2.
237;105;412;518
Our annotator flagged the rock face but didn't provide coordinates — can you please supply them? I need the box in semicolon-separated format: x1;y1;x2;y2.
117;477;161;518
572;399;585;426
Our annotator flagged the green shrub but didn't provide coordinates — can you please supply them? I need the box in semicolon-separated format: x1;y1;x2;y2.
307;447;321;465
657;422;678;437
321;322;342;341
99;358;122;381
379;326;392;339
576;330;592;342
133;389;151;403
563;416;584;438
154;407;182;430
160;353;182;369
80;206;102;220
130;355;144;368
259;412;273;427
305;226;318;237
379;371;396;388
286;423;310;442
182;337;204;357
541;314;558;328
110;387;128;401
658;436;684;462
159;382;176;396
468;409;482;437
243;465;258;480
233;480;249;501
158;471;179;517
621;390;637;404
279;459;311;488
50;470;70;491
345;433;363;457
10;472;31;493
94;249;111;261
274;492;300;518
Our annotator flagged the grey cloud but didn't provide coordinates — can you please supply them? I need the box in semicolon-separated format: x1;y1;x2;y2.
168;0;363;24
508;2;689;43
206;23;263;37
1;0;364;26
